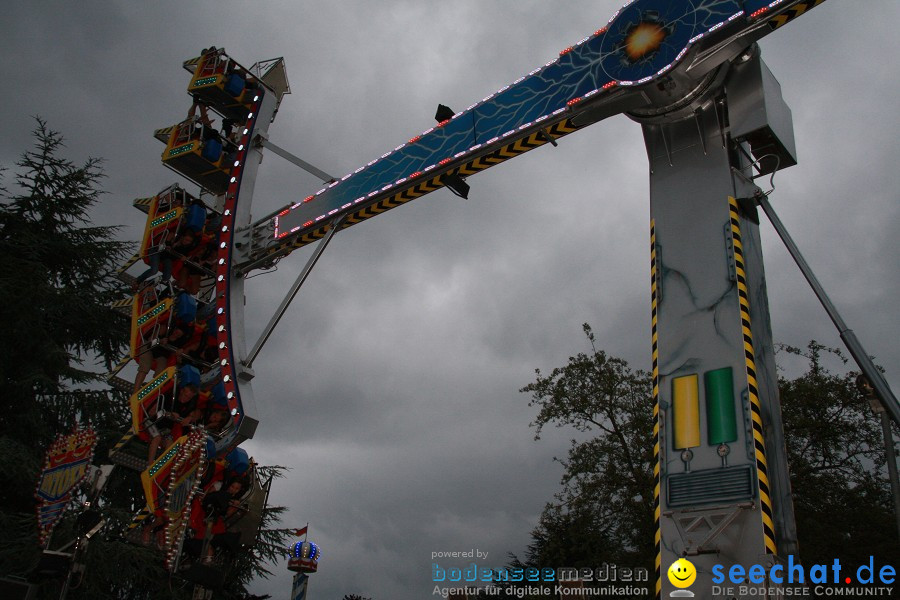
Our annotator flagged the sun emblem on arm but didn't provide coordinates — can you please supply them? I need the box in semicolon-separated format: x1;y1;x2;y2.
625;20;668;61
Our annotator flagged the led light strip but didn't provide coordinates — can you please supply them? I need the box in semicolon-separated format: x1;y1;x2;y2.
136;300;169;326
750;0;789;20
147;442;180;477
149;209;179;228
212;90;264;454
168;143;194;157
137;370;169;400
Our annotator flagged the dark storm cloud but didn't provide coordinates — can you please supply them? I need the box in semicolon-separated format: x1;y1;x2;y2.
3;2;898;599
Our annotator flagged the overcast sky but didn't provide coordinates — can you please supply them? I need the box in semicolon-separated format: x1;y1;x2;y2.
2;2;898;599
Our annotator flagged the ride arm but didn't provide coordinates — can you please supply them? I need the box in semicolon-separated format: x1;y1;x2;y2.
233;0;828;274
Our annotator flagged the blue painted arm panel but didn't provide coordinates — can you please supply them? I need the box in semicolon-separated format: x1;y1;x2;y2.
273;36;614;239
269;0;817;245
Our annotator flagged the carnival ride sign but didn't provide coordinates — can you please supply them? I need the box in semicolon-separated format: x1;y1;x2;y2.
34;426;98;545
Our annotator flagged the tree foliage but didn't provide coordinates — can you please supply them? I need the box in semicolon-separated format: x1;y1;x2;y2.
0;118;128;389
515;326;899;586
0;118;131;515
777;341;898;567
516;324;654;573
0;120;291;599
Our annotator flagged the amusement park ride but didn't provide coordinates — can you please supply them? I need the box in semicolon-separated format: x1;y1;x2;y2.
63;0;895;598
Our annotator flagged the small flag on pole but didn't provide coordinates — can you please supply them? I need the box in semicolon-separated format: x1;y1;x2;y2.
294;524;308;538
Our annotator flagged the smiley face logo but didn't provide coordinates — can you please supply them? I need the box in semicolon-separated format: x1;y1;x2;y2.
667;558;696;588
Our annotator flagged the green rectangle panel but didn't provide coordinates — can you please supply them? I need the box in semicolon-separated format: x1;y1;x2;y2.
705;367;737;444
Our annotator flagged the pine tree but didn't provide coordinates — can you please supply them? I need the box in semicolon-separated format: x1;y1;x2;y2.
0;117;131;515
0;120;292;599
0;117;138;596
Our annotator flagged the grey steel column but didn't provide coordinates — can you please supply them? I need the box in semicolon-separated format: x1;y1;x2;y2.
638;55;799;599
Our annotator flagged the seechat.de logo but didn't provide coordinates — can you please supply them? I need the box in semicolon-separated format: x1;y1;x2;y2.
667;558;697;597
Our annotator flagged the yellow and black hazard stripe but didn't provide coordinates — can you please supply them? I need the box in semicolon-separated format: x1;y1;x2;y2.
109;430;150;471
342;171;449;226
769;0;827;30
117;252;142;276
110;296;134;308
650;220;661;600
267;119;580;259
182;56;202;71
110;296;134;316
153;125;175;144
728;197;777;556
132;196;154;214
127;505;152;531
107;354;132;379
111;431;135;456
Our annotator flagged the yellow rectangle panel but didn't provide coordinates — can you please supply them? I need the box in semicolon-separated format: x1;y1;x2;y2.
672;374;700;449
